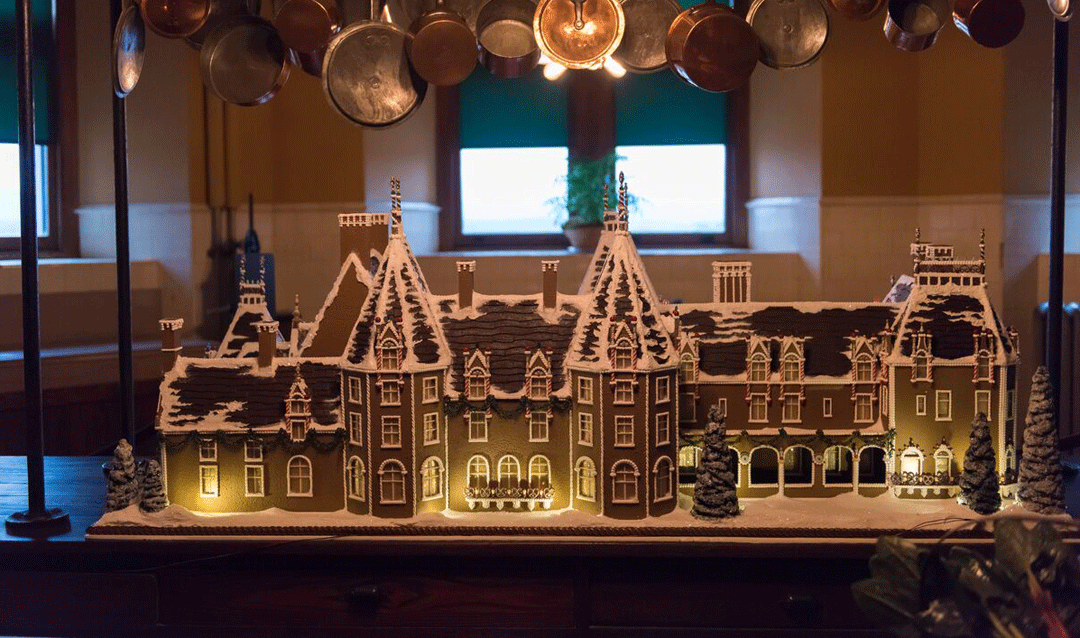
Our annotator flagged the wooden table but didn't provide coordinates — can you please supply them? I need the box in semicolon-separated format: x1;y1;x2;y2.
0;457;1073;637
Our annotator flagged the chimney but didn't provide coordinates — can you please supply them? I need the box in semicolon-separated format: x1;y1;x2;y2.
256;320;279;368
370;212;389;260
542;260;558;309
712;261;752;304
457;261;475;309
338;212;371;265
672;307;681;349
159;318;184;373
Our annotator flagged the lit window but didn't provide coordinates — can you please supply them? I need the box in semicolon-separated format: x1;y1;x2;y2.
422;377;438;403
349;411;362;445
244;440;262;462
380;341;399;370
467;373;486;399
654;457;673;501
656;376;670;403
529;455;551;488
287;456;312;496
348;377;362;402
245;464;264;497
577;377;593;404
468;410;488;442
614;144;726;234
498;455;521;489
529;410;549;442
423;412;439;445
855;394;873;422
749;356;767;382
855;356;873;382
199;439;217;462
656;412;670;446
913;355;930;381
614;380;634;404
460;146;568;235
615;415;634;447
381;380;401;405
576;457;596;501
782;393;801;423
611;461;639;503
976;354;992;381
199;465;218;497
916;394;927;416
680;357;695;384
936;391;952;421
934;448;952;478
749;393;767;422
348;457;365;500
783;357;800;382
0;144;48;241
529;371;548;399
900;448;922;475
381;416;402;448
578;412;594;445
822;397;833;418
975;390;991;420
614;342;634;370
467;456;490;488
421;458;443;500
379;461;406;504
291;420;306;441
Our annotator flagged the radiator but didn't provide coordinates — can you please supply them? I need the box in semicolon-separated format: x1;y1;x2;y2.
1037;302;1080;448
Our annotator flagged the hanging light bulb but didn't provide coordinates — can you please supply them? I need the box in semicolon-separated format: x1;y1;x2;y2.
603;57;626;78
543;61;568;80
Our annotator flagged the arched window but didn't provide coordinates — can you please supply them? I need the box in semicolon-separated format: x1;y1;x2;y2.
528;455;551;488
783;354;800;382
933;446;953;479
855;354;873;382
749;447;779;485
576;457;597;501
614;339;633;369
900;447;923;476
823;446;853;484
783;446;814;486
421;457;443;499
347;456;365;500
467;455;490;489
380;339;399;370
378;460;406;504
858;447;887;485
287;456;313;496
653;457;673;501
749;353;767;382
498;455;520;490
611;461;639;503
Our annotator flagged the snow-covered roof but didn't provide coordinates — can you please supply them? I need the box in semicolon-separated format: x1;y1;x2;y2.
887;281;1014;364
300;252;373;357
217;280;281;358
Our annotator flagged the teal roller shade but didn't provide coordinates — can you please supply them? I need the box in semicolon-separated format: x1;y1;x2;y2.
460;67;567;149
0;0;54;144
615;71;727;146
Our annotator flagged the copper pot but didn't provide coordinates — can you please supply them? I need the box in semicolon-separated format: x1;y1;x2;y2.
882;0;949;51
747;0;830;69
613;0;681;73
275;0;343;53
140;0;212;38
952;0;1024;48
408;0;479;85
666;0;758;93
826;0;885;21
477;0;540;78
200;15;292;105
1047;0;1071;20
186;0;262;47
533;0;625;70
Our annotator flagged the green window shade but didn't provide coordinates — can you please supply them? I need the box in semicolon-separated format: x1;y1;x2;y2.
615;71;727;146
459;67;567;149
0;0;54;144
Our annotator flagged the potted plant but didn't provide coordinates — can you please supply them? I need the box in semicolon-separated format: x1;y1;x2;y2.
550;151;631;252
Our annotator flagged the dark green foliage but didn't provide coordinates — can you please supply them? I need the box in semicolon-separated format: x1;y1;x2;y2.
139;459;168;513
550;151;635;228
106;438;137;512
1019;366;1065;515
959;413;1000;515
692;405;739;521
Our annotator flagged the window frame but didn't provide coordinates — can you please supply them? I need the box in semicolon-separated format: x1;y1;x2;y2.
422;376;439;403
434;74;749;251
748;392;768;423
468;410;488;442
655;376;670;403
578;412;594;446
529;410;550;442
378;460;407;505
199;464;218;497
245;464;265;497
614;415;634;447
380;379;401;406
421;457;444;500
854;393;874;423
381;415;402;449
916;394;927;416
348;411;363;445
822;397;833;418
935;390;952;422
611;461;640;504
613;379;634;405
577;377;593;404
655;411;670;446
423;411;439;445
781;392;801;423
975;389;992;421
287;455;313;497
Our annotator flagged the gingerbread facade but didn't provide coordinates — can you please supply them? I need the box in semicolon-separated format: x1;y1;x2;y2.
156;178;1019;519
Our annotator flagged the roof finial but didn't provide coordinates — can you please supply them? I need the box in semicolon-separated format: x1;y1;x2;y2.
617;171;628;223
603;183;609;210
292;293;302;327
979;227;986;262
914;227;921;244
390;176;403;235
258;254;266;283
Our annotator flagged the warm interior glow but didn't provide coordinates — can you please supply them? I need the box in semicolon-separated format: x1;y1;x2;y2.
603;57;626;78
543;61;568;81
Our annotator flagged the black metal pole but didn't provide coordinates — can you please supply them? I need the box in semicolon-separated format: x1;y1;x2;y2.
5;0;69;535
111;0;136;447
1047;17;1069;421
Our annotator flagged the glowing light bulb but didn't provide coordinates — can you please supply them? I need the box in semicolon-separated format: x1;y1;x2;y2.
544;62;568;80
603;57;626;78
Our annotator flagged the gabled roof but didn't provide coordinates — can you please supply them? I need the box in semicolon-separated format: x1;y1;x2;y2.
217;281;281;358
887;283;1014;364
300;252;373;357
568;230;676;371
678;302;900;380
436;293;584;399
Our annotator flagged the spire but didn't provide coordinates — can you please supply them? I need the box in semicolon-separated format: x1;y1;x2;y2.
390;176;403;236
979;227;986;262
291;293;302;329
618;171;628;222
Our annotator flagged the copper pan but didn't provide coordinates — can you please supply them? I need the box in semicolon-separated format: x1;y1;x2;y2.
293;46;326;75
408;0;479;85
747;0;829;69
200;15;292;105
882;0;949;51
113;2;146;97
952;0;1024;47
275;0;343;52
613;0;681;73
140;0;212;37
666;0;758;92
826;0;885;21
533;0;625;70
1047;0;1071;20
476;0;540;78
186;0;262;46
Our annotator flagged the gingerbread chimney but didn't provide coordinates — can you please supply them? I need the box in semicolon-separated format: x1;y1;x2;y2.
370;212;390;259
256;321;279;368
458;261;475;310
542;260;558;309
712;261;752;304
338;212;371;265
159;318;184;373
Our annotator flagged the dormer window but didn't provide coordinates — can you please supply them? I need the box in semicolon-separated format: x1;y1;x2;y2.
976;352;992;381
855;355;873;382
468;372;486;399
526;349;551;400
680;355;696;384
749;354;767;382
911;331;932;382
380;339;400;370
614;341;633;370
913;354;930;381
782;355;800;382
465;350;490;400
529;371;548;399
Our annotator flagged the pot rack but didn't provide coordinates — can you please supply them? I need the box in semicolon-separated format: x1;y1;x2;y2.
2;0;1074;535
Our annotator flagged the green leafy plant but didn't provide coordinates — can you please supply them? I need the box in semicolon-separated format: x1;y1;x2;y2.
549;152;636;229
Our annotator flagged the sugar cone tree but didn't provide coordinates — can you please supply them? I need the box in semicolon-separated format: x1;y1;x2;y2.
139;459;168;513
692;405;740;520
959;412;1000;514
1018;366;1065;514
106;438;138;511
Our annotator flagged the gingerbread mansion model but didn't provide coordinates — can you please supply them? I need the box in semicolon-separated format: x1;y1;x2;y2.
152;178;1021;521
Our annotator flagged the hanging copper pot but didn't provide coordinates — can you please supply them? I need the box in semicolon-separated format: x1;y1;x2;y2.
826;0;885;21
113;1;146;97
952;0;1024;48
666;0;758;92
747;0;829;69
613;0;681;73
274;0;343;53
477;0;540;78
140;0;212;38
534;0;625;70
186;0;262;47
407;0;479;85
1047;0;1071;20
882;0;949;51
200;15;292;105
293;46;326;75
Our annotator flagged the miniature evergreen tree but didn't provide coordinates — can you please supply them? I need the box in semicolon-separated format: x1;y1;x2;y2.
959;412;1000;514
692;406;740;520
139;460;168;513
1019;366;1065;514
106;438;138;511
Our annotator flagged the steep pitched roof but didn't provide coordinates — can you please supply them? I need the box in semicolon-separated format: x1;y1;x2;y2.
217;281;281;358
436;294;584;398
300;252;372;357
888;283;1013;363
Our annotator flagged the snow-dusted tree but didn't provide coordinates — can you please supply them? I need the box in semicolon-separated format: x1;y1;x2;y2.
139;460;168;513
692;405;739;520
106;438;138;511
959;412;1000;514
1019;366;1065;514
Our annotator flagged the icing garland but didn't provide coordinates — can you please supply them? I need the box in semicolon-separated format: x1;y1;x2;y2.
161;428;347;453
441;395;572;420
681;427;896;453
